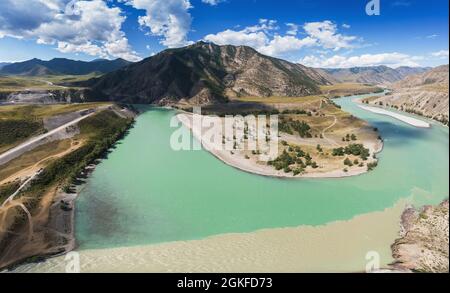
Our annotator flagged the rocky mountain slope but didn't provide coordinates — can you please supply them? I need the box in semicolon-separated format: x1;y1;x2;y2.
367;65;449;124
81;42;333;105
0;58;132;76
321;65;429;85
391;199;449;273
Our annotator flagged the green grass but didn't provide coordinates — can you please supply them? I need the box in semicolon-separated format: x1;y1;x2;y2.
0;120;44;153
0;181;20;204
0;103;111;153
0;103;111;120
0;74;99;92
320;83;383;97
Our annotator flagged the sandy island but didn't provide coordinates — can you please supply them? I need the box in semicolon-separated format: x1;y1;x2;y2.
177;113;383;179
358;105;431;128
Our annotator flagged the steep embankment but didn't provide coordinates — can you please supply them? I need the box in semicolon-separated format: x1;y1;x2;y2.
366;65;449;124
391;200;449;273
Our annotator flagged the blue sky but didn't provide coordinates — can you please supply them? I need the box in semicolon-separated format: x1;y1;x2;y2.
0;0;448;68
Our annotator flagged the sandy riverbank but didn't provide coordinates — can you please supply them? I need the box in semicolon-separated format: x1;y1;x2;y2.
9;200;407;273
177;113;383;179
358;105;431;128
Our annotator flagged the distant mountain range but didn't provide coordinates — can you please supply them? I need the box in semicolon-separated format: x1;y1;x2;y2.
81;41;333;104
0;58;132;76
0;62;11;70
320;65;430;85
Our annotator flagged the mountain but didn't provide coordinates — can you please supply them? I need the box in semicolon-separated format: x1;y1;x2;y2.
367;65;449;124
0;62;11;70
394;65;449;88
395;66;431;78
0;58;132;76
321;65;429;85
81;42;333;104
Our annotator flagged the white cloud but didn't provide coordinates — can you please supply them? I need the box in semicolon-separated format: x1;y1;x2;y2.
204;29;269;49
299;52;422;68
204;20;357;58
285;23;299;36
0;0;141;61
202;0;224;5
259;35;316;56
303;21;356;51
431;50;449;59
122;0;193;48
426;34;439;39
342;23;351;29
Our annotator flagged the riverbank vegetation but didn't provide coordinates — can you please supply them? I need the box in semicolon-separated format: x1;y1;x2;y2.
0;106;134;270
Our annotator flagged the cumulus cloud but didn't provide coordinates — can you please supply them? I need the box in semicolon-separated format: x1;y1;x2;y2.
303;21;356;51
204;19;276;49
299;52;422;68
431;50;449;59
122;0;193;48
259;35;316;56
204;20;357;58
201;0;224;5
0;0;141;61
285;23;299;36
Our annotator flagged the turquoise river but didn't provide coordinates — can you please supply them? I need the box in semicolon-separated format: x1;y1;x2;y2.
74;93;449;250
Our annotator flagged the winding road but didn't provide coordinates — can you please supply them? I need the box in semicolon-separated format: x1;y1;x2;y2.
0;109;99;166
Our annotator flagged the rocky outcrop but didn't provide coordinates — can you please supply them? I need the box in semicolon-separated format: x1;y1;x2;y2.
391;199;449;273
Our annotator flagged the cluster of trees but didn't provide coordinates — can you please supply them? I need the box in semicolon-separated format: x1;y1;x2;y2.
279;118;312;138
367;161;378;171
281;109;311;115
342;133;357;142
316;144;323;153
197;109;281;117
332;144;370;160
268;145;318;176
24;111;134;200
343;158;364;167
0;181;20;205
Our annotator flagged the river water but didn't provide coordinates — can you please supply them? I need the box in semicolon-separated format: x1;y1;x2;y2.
10;92;449;272
74;93;448;249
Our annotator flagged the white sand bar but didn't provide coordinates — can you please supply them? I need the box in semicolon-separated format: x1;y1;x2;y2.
358;105;431;128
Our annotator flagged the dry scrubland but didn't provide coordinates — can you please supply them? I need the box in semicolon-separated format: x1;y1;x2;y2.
176;84;382;178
